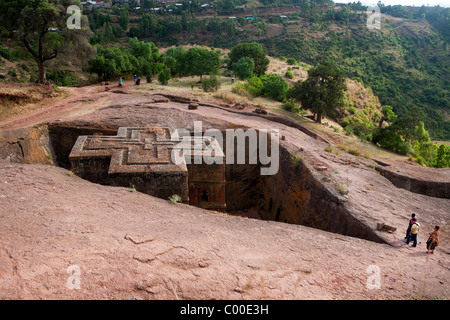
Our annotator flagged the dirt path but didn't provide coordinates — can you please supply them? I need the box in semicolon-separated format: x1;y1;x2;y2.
0;82;137;130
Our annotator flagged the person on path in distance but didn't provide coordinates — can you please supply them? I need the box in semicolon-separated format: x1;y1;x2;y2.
426;226;440;254
406;220;420;247
405;213;416;239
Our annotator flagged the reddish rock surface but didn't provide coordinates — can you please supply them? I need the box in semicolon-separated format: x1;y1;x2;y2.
0;160;448;300
0;83;449;299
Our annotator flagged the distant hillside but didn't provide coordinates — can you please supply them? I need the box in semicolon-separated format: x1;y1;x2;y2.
99;1;446;140
1;0;448;139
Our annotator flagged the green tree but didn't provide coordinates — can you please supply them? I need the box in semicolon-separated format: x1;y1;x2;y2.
163;46;188;77
158;66;171;85
128;37;159;63
435;144;450;168
288;60;347;124
0;0;92;83
229;42;270;77
392;106;428;144
138;13;159;38
142;0;156;10
232;57;255;80
378;105;397;127
88;39;160;81
185;47;221;80
88;51;118;80
263;74;289;102
217;0;236;15
119;8;129;31
103;22;116;43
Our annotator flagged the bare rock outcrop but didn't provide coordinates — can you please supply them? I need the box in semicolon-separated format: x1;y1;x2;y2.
0;160;448;300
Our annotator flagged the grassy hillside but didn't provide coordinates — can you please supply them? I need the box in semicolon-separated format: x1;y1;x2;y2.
1;0;448;140
89;1;446;140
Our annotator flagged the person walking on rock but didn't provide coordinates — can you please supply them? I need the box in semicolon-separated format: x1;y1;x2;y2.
426;226;440;254
405;213;416;239
406;220;420;247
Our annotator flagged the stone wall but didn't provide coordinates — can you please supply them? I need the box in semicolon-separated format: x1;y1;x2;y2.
48;123;118;168
0;126;55;165
376;166;450;199
256;146;385;243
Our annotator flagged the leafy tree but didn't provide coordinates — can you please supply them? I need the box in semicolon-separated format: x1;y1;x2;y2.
229;42;270;77
232;57;254;80
103;22;116;43
142;0;156;10
225;19;237;37
435;144;450;168
372;128;412;155
88;39;160;81
378;105;397;127
88;51;118;80
163;46;188;77
217;0;236;15
392;106;428;144
184;47;221;80
119;8;129;31
207;16;224;34
137;13;159;38
288;60;347;124
0;0;92;83
158;67;171;85
128;37;159;63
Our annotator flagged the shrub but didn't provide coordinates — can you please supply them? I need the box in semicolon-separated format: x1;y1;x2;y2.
158;67;171;85
290;153;301;169
348;148;360;156
8;68;17;77
325;146;333;152
0;47;13;60
232;83;251;97
168;194;183;204
372;128;413;155
263;73;289;102
285;70;294;79
46;69;80;86
344;122;374;141
282;99;300;113
415;156;425;166
21;63;30;72
286;57;297;65
202;74;221;92
247;75;264;97
331;126;340;132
